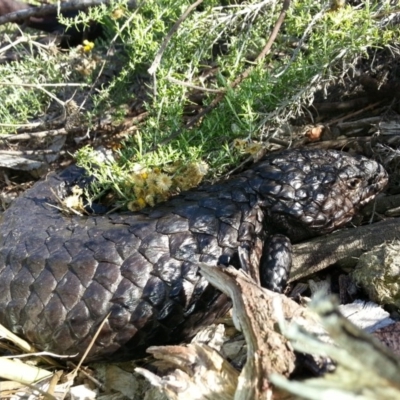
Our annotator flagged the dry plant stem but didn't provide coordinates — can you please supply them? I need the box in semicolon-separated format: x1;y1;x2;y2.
166;76;226;93
0;128;68;141
156;0;291;149
0;323;58;366
0;149;66;155
337;116;382;130
0;82;88;88
70;312;111;379
0;323;38;354
0;358;52;385
0;0;113;25
0;82;66;107
47;370;63;398
303;136;382;151
0;122;42;129
313;98;371;112
326;101;384;126
148;0;204;75
68;362;106;391
6;351;76;360
0;36;28;53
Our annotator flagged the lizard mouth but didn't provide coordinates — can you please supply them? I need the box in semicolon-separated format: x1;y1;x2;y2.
360;169;388;207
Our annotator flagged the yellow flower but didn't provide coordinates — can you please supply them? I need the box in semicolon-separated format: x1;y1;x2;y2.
178;161;207;187
127;198;146;211
134;186;146;199
173;175;192;191
196;161;209;176
156;173;172;192
244;142;263;155
156;191;170;203
146;171;159;186
137;198;146;208
129;173;145;187
146;183;159;196
63;186;84;211
111;8;124;19
233;138;247;150
82;40;95;52
145;194;155;207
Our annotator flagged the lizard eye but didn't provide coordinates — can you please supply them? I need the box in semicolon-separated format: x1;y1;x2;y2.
347;178;361;189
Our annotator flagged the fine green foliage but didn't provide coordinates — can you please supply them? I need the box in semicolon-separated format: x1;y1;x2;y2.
0;0;398;209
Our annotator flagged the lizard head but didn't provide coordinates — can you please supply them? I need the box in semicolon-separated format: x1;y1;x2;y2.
253;149;388;240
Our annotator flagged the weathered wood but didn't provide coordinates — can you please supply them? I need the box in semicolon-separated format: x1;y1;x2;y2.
290;217;400;282
137;266;319;400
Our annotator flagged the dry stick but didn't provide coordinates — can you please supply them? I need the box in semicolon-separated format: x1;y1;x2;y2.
14;84;64;107
148;0;204;75
0;128;68;141
0;82;69;107
68;363;106;391
0;0;112;26
166;76;226;94
326;101;384;126
0;35;28;54
155;0;291;150
0;82;88;88
70;312;111;377
0;122;42;129
0;149;63;155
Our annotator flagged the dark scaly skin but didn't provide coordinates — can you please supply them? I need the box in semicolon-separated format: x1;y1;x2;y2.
0;149;388;361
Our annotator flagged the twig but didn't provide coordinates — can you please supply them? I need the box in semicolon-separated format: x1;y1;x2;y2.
148;0;204;75
155;0;291;150
0;0;112;26
166;76;226;93
70;312;111;377
0;36;28;54
326;101;384;126
68;362;106;391
337;116;382;130
0;323;59;366
0;81;66;110
0;82;89;88
0;149;66;155
0;122;42;128
313;98;371;112
0;128;68;141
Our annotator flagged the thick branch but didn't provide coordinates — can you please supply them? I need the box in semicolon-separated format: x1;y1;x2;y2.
290;217;400;282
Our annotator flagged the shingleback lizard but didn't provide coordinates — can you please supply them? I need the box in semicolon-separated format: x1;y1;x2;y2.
0;148;388;360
